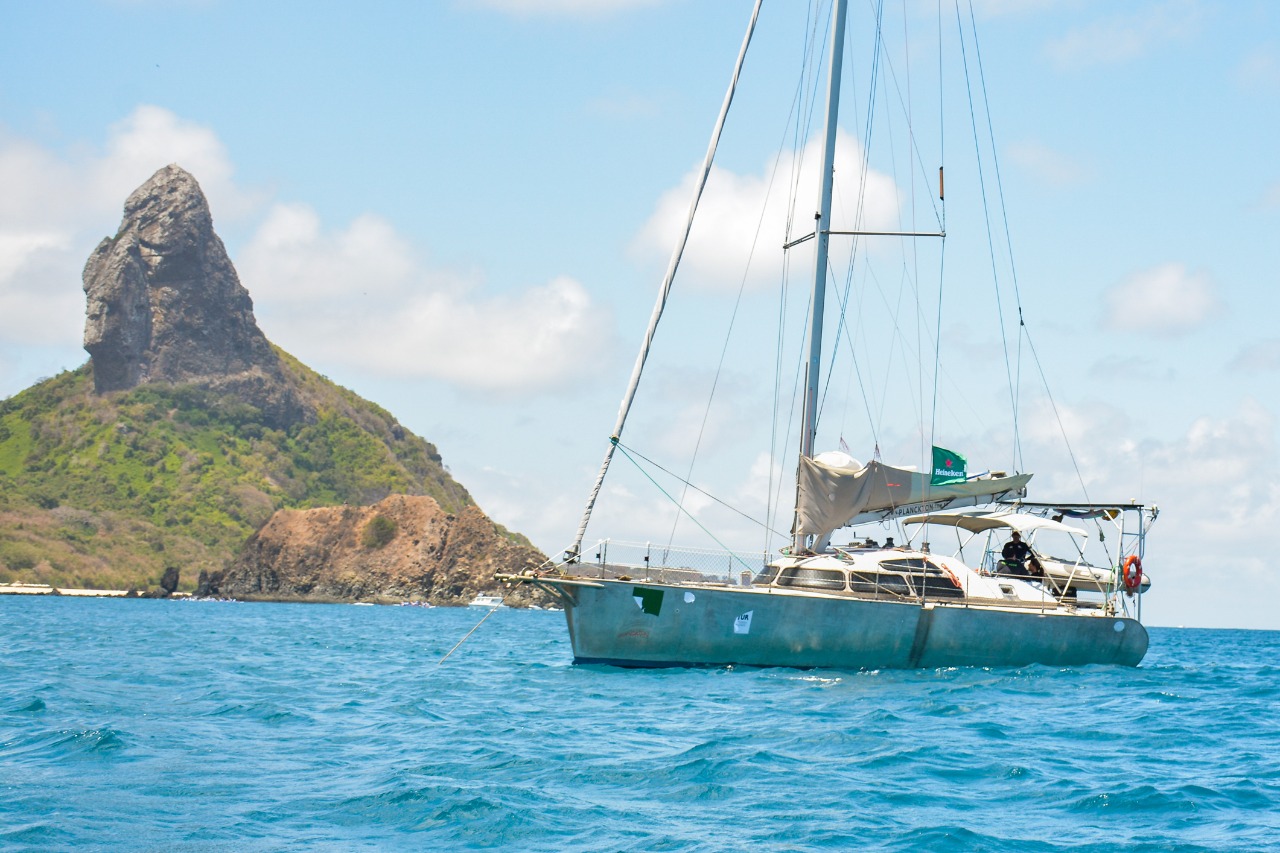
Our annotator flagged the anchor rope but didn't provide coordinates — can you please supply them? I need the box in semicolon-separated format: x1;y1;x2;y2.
437;594;510;666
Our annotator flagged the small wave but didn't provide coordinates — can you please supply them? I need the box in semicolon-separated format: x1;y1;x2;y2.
0;820;75;848
332;783;559;846
9;698;46;713
206;702;313;724
893;825;1036;853
58;727;126;755
3;727;132;762
1067;782;1240;815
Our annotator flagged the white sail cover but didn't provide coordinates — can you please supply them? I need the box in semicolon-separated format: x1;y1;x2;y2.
796;456;1032;539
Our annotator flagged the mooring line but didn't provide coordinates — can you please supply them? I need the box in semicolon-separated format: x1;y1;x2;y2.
437;592;509;666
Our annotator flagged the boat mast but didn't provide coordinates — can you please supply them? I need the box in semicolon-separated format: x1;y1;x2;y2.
794;0;849;552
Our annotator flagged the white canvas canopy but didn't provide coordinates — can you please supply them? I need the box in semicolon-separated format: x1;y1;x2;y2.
899;508;1086;538
795;455;1032;540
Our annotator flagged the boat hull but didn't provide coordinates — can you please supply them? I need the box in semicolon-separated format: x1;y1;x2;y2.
562;579;1148;669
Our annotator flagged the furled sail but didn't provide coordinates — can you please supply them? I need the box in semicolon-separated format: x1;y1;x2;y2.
796;455;1032;540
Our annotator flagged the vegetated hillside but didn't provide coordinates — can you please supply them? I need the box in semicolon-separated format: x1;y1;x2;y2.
0;352;498;592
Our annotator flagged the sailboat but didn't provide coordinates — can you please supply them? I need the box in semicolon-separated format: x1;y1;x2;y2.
501;0;1153;668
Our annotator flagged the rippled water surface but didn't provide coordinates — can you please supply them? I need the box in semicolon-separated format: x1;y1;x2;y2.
1;597;1277;851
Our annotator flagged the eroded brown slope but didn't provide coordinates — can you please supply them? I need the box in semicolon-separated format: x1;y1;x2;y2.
201;494;549;606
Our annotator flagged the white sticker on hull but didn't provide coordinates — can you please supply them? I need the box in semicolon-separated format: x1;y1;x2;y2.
734;611;753;634
684;592;696;603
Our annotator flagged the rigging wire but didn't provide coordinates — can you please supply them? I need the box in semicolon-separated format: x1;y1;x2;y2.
964;0;1095;508
1022;331;1105;558
620;440;788;537
965;0;1024;471
818;0;884;436
822;0;944;469
664;0;834;552
614;441;776;572
771;0;829;543
928;0;946;474
955;0;1019;473
665;77;806;551
568;0;764;558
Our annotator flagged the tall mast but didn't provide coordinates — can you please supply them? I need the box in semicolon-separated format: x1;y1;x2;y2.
794;0;849;552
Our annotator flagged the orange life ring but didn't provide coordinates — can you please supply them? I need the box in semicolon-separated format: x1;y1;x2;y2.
1122;555;1143;593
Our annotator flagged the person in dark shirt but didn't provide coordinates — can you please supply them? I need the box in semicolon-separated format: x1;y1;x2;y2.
1001;532;1031;575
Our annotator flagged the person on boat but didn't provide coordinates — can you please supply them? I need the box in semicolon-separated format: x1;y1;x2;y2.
1025;551;1045;577
1000;532;1032;576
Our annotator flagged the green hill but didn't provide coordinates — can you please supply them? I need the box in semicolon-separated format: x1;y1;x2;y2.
0;350;480;592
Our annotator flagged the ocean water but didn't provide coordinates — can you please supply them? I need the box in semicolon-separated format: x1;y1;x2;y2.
1;598;1277;852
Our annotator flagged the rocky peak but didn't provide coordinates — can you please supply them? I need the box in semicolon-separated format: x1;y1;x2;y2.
83;164;304;427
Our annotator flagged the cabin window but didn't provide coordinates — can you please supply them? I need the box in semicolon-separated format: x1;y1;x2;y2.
848;571;911;597
875;558;962;597
879;557;947;575
775;567;847;591
917;575;964;598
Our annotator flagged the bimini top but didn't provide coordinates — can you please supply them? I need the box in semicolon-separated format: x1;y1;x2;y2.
899;508;1086;538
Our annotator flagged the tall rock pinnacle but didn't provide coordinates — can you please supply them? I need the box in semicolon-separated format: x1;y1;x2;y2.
82;164;304;427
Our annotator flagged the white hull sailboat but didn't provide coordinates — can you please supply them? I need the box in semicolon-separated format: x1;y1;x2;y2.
503;0;1153;669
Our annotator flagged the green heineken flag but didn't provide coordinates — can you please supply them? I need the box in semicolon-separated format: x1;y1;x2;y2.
931;445;967;485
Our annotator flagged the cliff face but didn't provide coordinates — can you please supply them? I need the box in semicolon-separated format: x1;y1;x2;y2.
82;164;304;428
202;495;548;606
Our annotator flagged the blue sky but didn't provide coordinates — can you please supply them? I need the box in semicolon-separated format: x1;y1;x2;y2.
2;0;1278;630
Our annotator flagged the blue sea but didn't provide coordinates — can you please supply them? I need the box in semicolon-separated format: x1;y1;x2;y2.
1;598;1277;852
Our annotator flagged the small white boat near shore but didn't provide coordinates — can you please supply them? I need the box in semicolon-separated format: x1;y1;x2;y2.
468;594;505;609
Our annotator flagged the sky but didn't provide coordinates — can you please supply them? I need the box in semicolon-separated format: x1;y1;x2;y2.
2;0;1278;630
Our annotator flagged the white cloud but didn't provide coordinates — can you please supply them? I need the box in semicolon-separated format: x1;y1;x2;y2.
0;231;69;288
92;106;263;223
0;135;76;228
1229;338;1280;373
631;130;903;291
1086;352;1176;383
1007;140;1091;187
239;203;611;395
1101;262;1220;336
0;232;81;345
1259;182;1280;210
1234;46;1280;90
1010;395;1280;628
1045;1;1201;68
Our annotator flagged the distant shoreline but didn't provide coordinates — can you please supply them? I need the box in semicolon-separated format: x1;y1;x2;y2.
0;582;552;608
0;582;180;599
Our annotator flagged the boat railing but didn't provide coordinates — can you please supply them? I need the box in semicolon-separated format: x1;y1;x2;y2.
573;539;769;585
